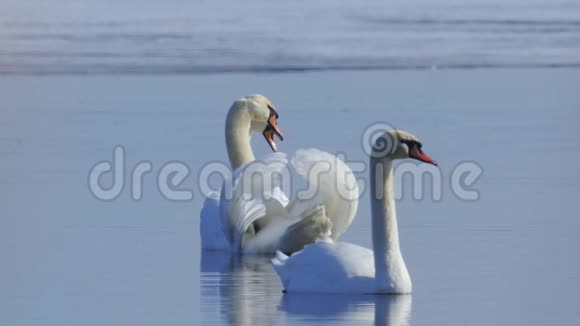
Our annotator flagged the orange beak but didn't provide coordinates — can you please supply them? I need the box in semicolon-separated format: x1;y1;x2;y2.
409;144;437;166
263;114;284;152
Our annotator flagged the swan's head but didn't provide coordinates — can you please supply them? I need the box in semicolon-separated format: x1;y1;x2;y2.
243;94;284;152
373;130;437;166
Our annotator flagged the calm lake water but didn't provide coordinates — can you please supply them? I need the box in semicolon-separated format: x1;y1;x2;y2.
1;68;579;325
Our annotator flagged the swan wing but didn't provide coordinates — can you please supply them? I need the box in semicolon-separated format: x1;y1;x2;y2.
243;204;334;254
200;191;230;251
220;149;359;253
230;194;267;253
276;204;333;254
220;152;291;247
288;148;359;240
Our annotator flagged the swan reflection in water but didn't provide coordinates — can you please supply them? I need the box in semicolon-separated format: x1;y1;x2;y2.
201;250;283;325
201;250;412;326
280;293;411;326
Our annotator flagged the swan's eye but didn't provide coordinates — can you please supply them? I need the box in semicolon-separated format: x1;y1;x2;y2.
416;142;423;152
401;140;422;153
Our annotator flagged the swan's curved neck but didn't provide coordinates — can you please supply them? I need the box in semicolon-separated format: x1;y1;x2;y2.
370;156;410;291
225;104;255;170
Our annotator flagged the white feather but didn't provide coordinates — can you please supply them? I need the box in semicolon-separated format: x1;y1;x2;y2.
221;149;358;254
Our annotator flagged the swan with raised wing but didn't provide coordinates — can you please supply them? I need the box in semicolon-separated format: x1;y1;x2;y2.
272;129;437;294
200;94;358;254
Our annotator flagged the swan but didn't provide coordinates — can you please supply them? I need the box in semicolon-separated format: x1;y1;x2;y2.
271;129;437;294
200;94;359;254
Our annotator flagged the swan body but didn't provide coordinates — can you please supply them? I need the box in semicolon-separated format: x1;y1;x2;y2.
200;94;358;254
272;130;437;294
273;238;377;293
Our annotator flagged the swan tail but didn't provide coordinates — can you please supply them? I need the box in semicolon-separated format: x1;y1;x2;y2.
271;250;290;289
274;250;289;263
200;192;230;251
277;205;333;255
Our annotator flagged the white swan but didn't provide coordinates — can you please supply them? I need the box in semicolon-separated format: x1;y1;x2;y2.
272;129;437;294
200;94;359;254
